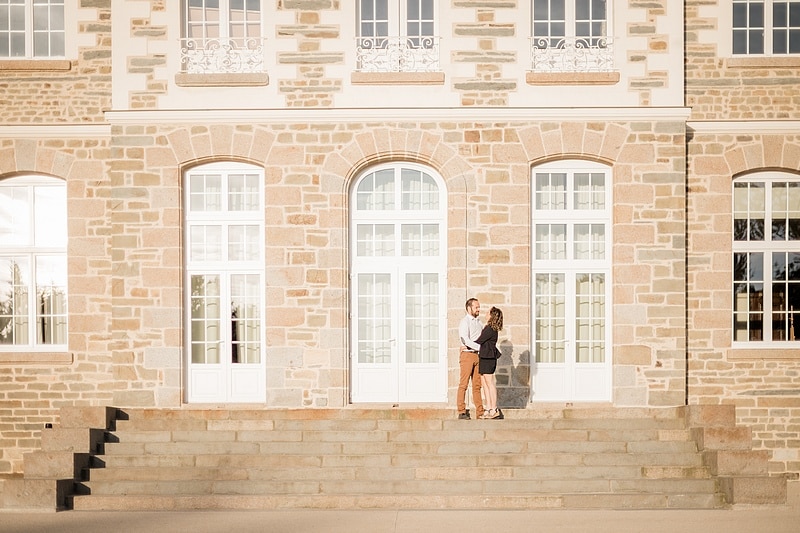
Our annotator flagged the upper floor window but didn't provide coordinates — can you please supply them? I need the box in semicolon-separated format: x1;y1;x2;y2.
355;0;440;72
530;0;614;72
0;175;67;350
733;173;800;344
733;0;800;54
0;0;64;58
180;0;265;74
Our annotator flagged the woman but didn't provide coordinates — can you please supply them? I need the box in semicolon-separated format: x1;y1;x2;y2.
476;306;503;419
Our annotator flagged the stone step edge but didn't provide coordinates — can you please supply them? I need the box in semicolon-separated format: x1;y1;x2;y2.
69;492;727;511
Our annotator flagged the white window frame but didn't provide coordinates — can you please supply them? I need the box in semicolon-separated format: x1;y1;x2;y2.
531;0;611;45
529;0;614;73
183;161;266;403
349;161;448;403
355;0;440;72
0;175;67;352
731;0;800;55
180;0;265;74
530;160;613;402
732;172;800;347
0;0;65;59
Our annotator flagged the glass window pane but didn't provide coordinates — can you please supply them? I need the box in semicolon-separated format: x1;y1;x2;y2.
357;169;395;210
190;275;221;364
401;169;438;210
34;185;66;247
36;255;67;344
749;29;764;53
0;186;30;246
0;257;30;345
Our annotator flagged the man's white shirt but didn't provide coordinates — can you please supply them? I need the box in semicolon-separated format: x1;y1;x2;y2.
458;314;482;352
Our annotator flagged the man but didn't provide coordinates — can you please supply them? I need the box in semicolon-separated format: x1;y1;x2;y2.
457;298;484;420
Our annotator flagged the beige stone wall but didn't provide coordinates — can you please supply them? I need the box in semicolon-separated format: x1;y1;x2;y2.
686;0;800;120
687;132;800;475
104;118;685;409
0;133;113;474
0;1;111;124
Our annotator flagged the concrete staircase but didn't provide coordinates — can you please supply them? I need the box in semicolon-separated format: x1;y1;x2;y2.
2;404;787;511
55;405;782;511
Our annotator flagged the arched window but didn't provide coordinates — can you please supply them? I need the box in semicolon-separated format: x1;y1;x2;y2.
733;171;800;344
350;162;447;403
0;175;67;349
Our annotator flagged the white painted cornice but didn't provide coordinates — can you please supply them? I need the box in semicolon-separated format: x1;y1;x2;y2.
0;124;111;138
688;120;800;135
104;107;692;125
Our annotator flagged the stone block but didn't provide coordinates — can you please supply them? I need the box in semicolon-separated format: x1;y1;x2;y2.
40;428;106;454
719;475;787;505
59;406;117;430
23;452;90;480
0;477;72;510
684;404;736;427
694;426;753;451
704;450;771;476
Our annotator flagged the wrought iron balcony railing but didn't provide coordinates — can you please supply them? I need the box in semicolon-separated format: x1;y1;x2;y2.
530;36;615;73
355;36;441;73
179;37;266;74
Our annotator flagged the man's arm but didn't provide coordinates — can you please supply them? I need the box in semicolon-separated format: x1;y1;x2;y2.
458;316;480;351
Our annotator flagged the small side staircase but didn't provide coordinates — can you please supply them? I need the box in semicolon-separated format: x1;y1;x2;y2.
1;404;788;511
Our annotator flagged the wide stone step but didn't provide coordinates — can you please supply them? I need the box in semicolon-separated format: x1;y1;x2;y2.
113;416;688;432
101;437;697;457
71;490;725;511
88;463;681;482
79;476;718;497
98;450;705;469
108;426;693;443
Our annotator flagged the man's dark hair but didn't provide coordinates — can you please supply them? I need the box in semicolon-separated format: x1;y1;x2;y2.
465;298;478;311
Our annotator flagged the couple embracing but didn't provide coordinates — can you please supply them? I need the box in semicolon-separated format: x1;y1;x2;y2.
457;298;504;420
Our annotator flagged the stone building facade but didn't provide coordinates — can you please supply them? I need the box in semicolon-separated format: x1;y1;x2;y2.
0;0;797;479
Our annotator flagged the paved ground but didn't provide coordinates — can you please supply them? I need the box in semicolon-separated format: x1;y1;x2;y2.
1;508;799;533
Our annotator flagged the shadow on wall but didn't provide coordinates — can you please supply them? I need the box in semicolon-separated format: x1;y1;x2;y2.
496;341;530;408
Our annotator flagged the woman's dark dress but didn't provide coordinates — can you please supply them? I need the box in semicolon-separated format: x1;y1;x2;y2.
476;324;499;375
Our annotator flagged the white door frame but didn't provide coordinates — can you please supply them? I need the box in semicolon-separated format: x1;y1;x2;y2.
184;162;266;403
531;160;613;402
350;162;447;403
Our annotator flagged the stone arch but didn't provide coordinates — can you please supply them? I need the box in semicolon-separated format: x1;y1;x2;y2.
321;127;474;195
518;122;629;165
723;134;800;177
159;125;276;172
0;139;82;180
725;135;800;178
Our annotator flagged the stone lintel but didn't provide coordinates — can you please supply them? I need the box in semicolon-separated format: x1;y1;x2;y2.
351;71;445;85
0;352;73;365
727;56;800;69
175;72;270;87
526;71;621;85
0;59;72;71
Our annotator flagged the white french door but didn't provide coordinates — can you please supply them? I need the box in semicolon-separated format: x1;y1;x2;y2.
184;162;265;403
531;161;612;402
350;163;447;403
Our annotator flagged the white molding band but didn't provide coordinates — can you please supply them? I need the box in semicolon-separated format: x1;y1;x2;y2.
105;107;693;125
688;120;800;135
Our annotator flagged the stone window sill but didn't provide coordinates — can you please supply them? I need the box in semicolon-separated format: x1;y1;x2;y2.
0;59;72;71
727;56;800;68
175;72;270;87
0;352;73;364
729;348;799;360
351;71;445;85
526;71;620;85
